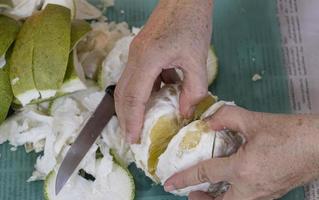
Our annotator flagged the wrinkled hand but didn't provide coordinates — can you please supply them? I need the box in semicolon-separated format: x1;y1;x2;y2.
115;0;213;143
164;106;319;200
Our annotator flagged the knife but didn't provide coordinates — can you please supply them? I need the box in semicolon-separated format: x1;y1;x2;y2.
55;85;116;195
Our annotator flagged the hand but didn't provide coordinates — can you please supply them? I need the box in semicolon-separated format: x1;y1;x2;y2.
164;106;319;200
114;0;213;143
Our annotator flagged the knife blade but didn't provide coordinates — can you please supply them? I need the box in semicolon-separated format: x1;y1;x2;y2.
55;85;116;195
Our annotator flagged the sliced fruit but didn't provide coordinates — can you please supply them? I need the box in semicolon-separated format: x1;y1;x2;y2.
0;14;20;68
44;162;135;200
10;13;40;105
207;47;218;85
32;4;71;99
0;63;13;124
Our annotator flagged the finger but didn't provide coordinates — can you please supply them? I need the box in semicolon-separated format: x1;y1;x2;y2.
119;62;162;143
189;191;214;200
179;60;208;118
115;61;135;139
218;188;236;200
164;158;233;191
152;75;162;93
161;68;181;84
203;105;252;138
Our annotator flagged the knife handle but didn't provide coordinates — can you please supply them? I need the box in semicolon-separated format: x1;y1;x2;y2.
105;85;116;98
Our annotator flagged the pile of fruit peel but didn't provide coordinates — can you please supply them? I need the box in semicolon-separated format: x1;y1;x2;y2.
0;1;242;199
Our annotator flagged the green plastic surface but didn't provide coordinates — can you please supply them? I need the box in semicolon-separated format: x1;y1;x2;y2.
0;0;305;199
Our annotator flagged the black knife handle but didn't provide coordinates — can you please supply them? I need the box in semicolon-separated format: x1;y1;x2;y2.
105;85;116;98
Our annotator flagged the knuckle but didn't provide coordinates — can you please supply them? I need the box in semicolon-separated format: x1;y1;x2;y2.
178;173;188;188
196;162;210;183
123;94;144;109
234;161;256;183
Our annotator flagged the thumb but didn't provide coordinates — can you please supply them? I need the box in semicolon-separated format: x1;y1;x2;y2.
189;191;214;200
204;105;252;139
164;157;234;192
179;60;208;118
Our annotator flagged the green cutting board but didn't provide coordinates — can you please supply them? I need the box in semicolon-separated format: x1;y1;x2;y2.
0;0;305;199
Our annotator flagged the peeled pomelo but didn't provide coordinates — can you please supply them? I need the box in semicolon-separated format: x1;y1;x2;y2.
130;85;182;181
131;84;218;182
156;101;242;196
192;94;217;120
129;85;242;197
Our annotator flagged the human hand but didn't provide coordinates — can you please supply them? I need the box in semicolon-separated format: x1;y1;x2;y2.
164;106;319;200
114;0;213;143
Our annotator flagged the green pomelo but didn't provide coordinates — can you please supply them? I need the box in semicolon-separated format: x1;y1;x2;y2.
32;4;71;99
60;53;86;93
60;19;91;93
0;14;20;67
0;63;13;124
42;0;75;19
70;19;91;50
10;13;41;105
0;0;13;9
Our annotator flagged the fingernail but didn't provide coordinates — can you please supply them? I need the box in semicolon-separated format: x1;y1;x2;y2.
164;183;175;192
